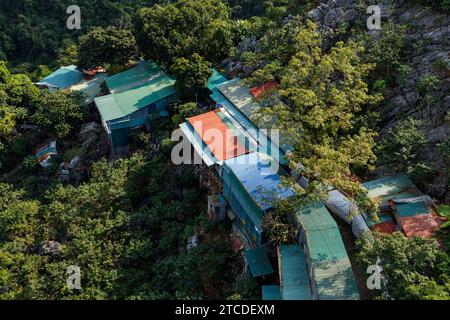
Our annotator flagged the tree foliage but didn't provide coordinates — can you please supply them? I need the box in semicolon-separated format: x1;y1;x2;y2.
377;117;436;188
77;26;139;71
0;61;40;110
171;53;212;98
0;150;238;299
32;91;85;138
0;0;152;67
356;232;450;300
258;21;381;212
134;0;233;66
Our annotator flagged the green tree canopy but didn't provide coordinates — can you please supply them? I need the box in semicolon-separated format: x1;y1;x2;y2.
259;21;381;212
0;61;40;110
356;232;450;300
77;26;139;71
134;0;233;66
32;90;84;138
171;53;212;98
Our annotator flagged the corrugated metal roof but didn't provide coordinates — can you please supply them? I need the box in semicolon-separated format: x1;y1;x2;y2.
179;122;216;166
218;79;262;120
295;202;360;300
212;87;288;165
244;247;274;277
362;173;440;238
262;285;282;300
363;173;420;202
37;65;84;89
105;61;163;93
312;255;360;300
95;61;176;122
187;110;249;161
70;73;107;105
224;153;294;211
400;214;445;239
396;201;431;217
296;202;337;231
207;69;228;91
371;220;397;234
278;245;312;300
95;95;126;122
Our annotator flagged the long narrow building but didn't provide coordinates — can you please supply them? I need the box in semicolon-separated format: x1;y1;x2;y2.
179;70;361;300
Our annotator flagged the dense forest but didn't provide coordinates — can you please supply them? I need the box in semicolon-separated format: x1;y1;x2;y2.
0;0;449;300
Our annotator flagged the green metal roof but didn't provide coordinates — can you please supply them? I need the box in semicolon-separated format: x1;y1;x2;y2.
262;285;282;300
396;201;431;217
312;253;360;300
95;95;125;122
362;173;431;222
105;61;163;93
279;245;312;300
95;61;176;122
37;65;84;89
207;69;228;91
295;202;337;232
295;202;360;300
218;79;262;121
244;247;274;278
307;228;352;262
362;173;420;202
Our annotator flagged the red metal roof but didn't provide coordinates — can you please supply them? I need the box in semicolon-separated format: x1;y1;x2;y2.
400;214;445;239
250;81;279;99
187;110;249;161
371;221;397;234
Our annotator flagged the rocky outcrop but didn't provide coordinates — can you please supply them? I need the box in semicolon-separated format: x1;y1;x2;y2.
309;0;450;201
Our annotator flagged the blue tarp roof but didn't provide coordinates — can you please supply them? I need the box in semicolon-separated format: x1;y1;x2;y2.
223;153;294;211
38;65;84;89
244;247;274;277
279;245;312;300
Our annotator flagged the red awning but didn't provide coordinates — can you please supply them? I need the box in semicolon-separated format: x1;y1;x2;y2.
187;110;249;161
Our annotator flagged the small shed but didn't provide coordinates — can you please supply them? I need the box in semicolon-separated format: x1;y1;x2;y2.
362;173;442;238
244;247;274;278
278;245;312;300
208;194;227;223
36;65;106;104
35;140;57;167
36;65;84;91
